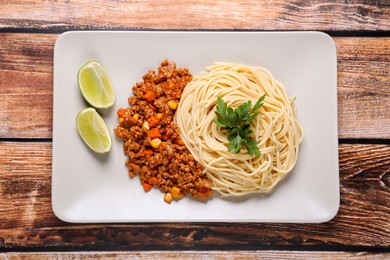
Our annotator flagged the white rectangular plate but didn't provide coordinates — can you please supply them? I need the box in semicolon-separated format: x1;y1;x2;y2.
52;31;339;223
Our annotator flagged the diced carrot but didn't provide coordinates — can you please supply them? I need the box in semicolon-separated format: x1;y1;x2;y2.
144;91;156;102
117;108;127;118
148;115;159;127
142;182;152;192
147;128;161;139
144;149;153;157
149;177;159;186
174;137;184;145
162;134;171;140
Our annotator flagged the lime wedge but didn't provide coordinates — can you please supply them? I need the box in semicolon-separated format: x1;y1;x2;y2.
76;107;112;153
78;60;115;108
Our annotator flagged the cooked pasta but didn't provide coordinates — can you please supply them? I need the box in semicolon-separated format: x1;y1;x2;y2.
174;62;303;196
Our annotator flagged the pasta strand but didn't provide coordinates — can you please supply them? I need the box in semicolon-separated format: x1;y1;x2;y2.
175;63;303;197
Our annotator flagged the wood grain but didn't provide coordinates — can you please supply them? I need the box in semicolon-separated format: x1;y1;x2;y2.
0;33;55;139
336;37;390;139
0;1;389;31
0;33;389;139
0;142;389;249
0;0;388;255
1;251;390;260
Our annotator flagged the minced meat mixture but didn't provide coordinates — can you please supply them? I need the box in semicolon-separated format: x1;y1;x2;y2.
114;60;213;203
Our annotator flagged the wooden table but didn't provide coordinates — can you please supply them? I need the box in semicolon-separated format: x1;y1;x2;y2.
0;1;389;259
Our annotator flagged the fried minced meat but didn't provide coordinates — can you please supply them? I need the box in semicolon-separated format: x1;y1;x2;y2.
114;60;213;203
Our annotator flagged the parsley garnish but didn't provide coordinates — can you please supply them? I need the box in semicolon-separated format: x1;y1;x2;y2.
214;94;266;157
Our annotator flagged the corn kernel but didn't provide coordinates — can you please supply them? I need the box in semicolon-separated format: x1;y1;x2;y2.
167;100;178;110
171;187;182;198
164;192;173;204
156;113;163;120
119;118;124;124
143;121;150;130
132;113;139;123
150;138;162;149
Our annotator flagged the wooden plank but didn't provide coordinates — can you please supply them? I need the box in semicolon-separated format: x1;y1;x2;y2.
0;33;389;139
0;142;389;248
336;38;390;139
1;251;389;259
0;33;55;138
0;1;389;31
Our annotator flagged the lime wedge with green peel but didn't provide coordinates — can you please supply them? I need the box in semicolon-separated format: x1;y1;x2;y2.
78;60;115;108
76;107;112;154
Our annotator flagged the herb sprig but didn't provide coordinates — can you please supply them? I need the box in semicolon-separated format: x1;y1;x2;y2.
214;94;266;157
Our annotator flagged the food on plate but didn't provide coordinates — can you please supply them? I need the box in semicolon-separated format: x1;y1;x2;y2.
175;62;303;197
78;60;116;109
116;60;303;202
114;60;213;203
76;60;114;153
214;94;266;157
76;107;112;154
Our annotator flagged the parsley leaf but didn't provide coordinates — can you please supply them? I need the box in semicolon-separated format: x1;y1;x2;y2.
214;94;266;157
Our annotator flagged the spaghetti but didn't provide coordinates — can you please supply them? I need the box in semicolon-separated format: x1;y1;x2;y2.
174;62;303;196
